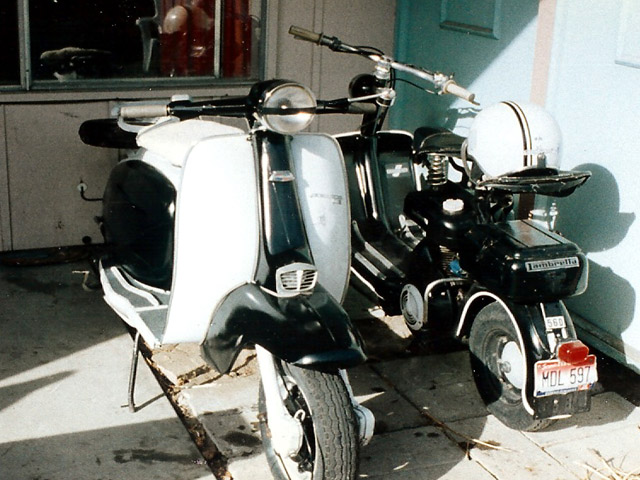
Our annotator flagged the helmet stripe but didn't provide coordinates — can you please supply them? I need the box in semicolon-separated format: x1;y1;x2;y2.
502;101;533;167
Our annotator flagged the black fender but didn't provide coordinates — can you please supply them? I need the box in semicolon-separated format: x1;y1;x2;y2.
460;292;590;418
458;291;552;378
480;299;580;363
507;301;590;418
200;283;366;374
459;289;577;355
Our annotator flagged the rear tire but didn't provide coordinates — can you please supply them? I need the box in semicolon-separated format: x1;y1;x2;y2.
469;302;552;432
258;361;359;480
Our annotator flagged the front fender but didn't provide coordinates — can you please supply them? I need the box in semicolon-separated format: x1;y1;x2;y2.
200;283;366;374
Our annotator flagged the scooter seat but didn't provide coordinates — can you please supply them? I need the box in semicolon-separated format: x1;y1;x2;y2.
413;127;465;156
79;118;138;149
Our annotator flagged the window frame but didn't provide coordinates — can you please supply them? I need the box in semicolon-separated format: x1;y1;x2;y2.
3;0;267;93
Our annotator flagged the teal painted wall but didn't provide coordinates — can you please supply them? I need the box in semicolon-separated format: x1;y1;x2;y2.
392;0;539;135
547;0;639;370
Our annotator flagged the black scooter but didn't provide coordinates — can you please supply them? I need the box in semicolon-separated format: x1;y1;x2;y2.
290;26;597;431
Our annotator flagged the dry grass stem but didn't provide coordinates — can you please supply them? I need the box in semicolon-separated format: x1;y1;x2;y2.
420;408;518;453
577;450;640;480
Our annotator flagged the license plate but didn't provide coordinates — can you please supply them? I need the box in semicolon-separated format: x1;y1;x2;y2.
544;315;566;330
534;355;598;397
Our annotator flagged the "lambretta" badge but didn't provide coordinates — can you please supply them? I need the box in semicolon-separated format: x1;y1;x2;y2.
525;257;580;272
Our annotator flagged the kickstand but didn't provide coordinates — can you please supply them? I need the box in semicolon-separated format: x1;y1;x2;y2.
127;331;141;413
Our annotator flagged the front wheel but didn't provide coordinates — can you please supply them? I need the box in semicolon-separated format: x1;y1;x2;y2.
468;302;552;432
258;361;359;480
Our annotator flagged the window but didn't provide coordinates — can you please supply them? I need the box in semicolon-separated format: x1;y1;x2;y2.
0;3;20;85
3;0;263;89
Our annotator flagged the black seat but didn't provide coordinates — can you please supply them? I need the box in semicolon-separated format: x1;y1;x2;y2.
413;127;466;156
79;118;138;149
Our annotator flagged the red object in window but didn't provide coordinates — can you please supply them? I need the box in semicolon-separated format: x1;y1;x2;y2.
159;0;251;78
160;0;215;76
222;0;252;78
557;340;590;365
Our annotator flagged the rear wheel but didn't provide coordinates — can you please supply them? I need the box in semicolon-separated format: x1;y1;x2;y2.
258;361;359;480
469;302;552;432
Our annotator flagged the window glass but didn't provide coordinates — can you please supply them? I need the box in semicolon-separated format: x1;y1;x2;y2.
29;0;261;84
0;3;20;85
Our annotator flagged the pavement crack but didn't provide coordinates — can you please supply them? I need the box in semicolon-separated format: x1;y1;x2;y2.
133;335;231;479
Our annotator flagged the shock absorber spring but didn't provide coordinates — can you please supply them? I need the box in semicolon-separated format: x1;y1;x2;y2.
427;154;448;186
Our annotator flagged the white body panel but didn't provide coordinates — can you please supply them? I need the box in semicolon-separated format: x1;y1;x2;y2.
164;133;259;343
292;133;351;302
138;118;246;166
101;121;350;345
100;118;259;345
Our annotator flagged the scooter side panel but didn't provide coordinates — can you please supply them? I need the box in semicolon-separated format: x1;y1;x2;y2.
335;130;415;230
373;131;416;231
291;134;350;302
163;133;259;344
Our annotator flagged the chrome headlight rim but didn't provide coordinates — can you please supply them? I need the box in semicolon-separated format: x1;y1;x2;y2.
256;82;317;134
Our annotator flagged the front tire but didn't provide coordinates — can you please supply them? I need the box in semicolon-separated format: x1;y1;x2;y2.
258;361;359;480
468;302;552;432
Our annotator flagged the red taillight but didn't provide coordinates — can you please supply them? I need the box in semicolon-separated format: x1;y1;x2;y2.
557;340;590;364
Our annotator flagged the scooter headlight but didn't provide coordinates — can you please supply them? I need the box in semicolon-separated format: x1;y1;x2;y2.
257;82;317;134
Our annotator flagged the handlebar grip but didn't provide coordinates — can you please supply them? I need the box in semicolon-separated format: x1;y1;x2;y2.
119;104;168;119
347;102;377;114
442;81;476;104
289;25;322;44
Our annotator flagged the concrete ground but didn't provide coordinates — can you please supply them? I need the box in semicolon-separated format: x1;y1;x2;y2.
1;259;639;479
0;259;214;480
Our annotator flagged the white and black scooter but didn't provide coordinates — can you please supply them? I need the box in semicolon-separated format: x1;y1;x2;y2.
79;79;375;479
289;26;597;432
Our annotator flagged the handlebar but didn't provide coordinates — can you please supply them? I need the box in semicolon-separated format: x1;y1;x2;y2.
118;96;374;122
288;25;476;104
441;80;476;104
120;104;168;119
289;25;359;53
289;25;324;44
119;96;249;120
345;102;377;114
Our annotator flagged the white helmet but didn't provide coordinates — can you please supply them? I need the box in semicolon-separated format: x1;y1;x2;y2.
466;101;562;178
